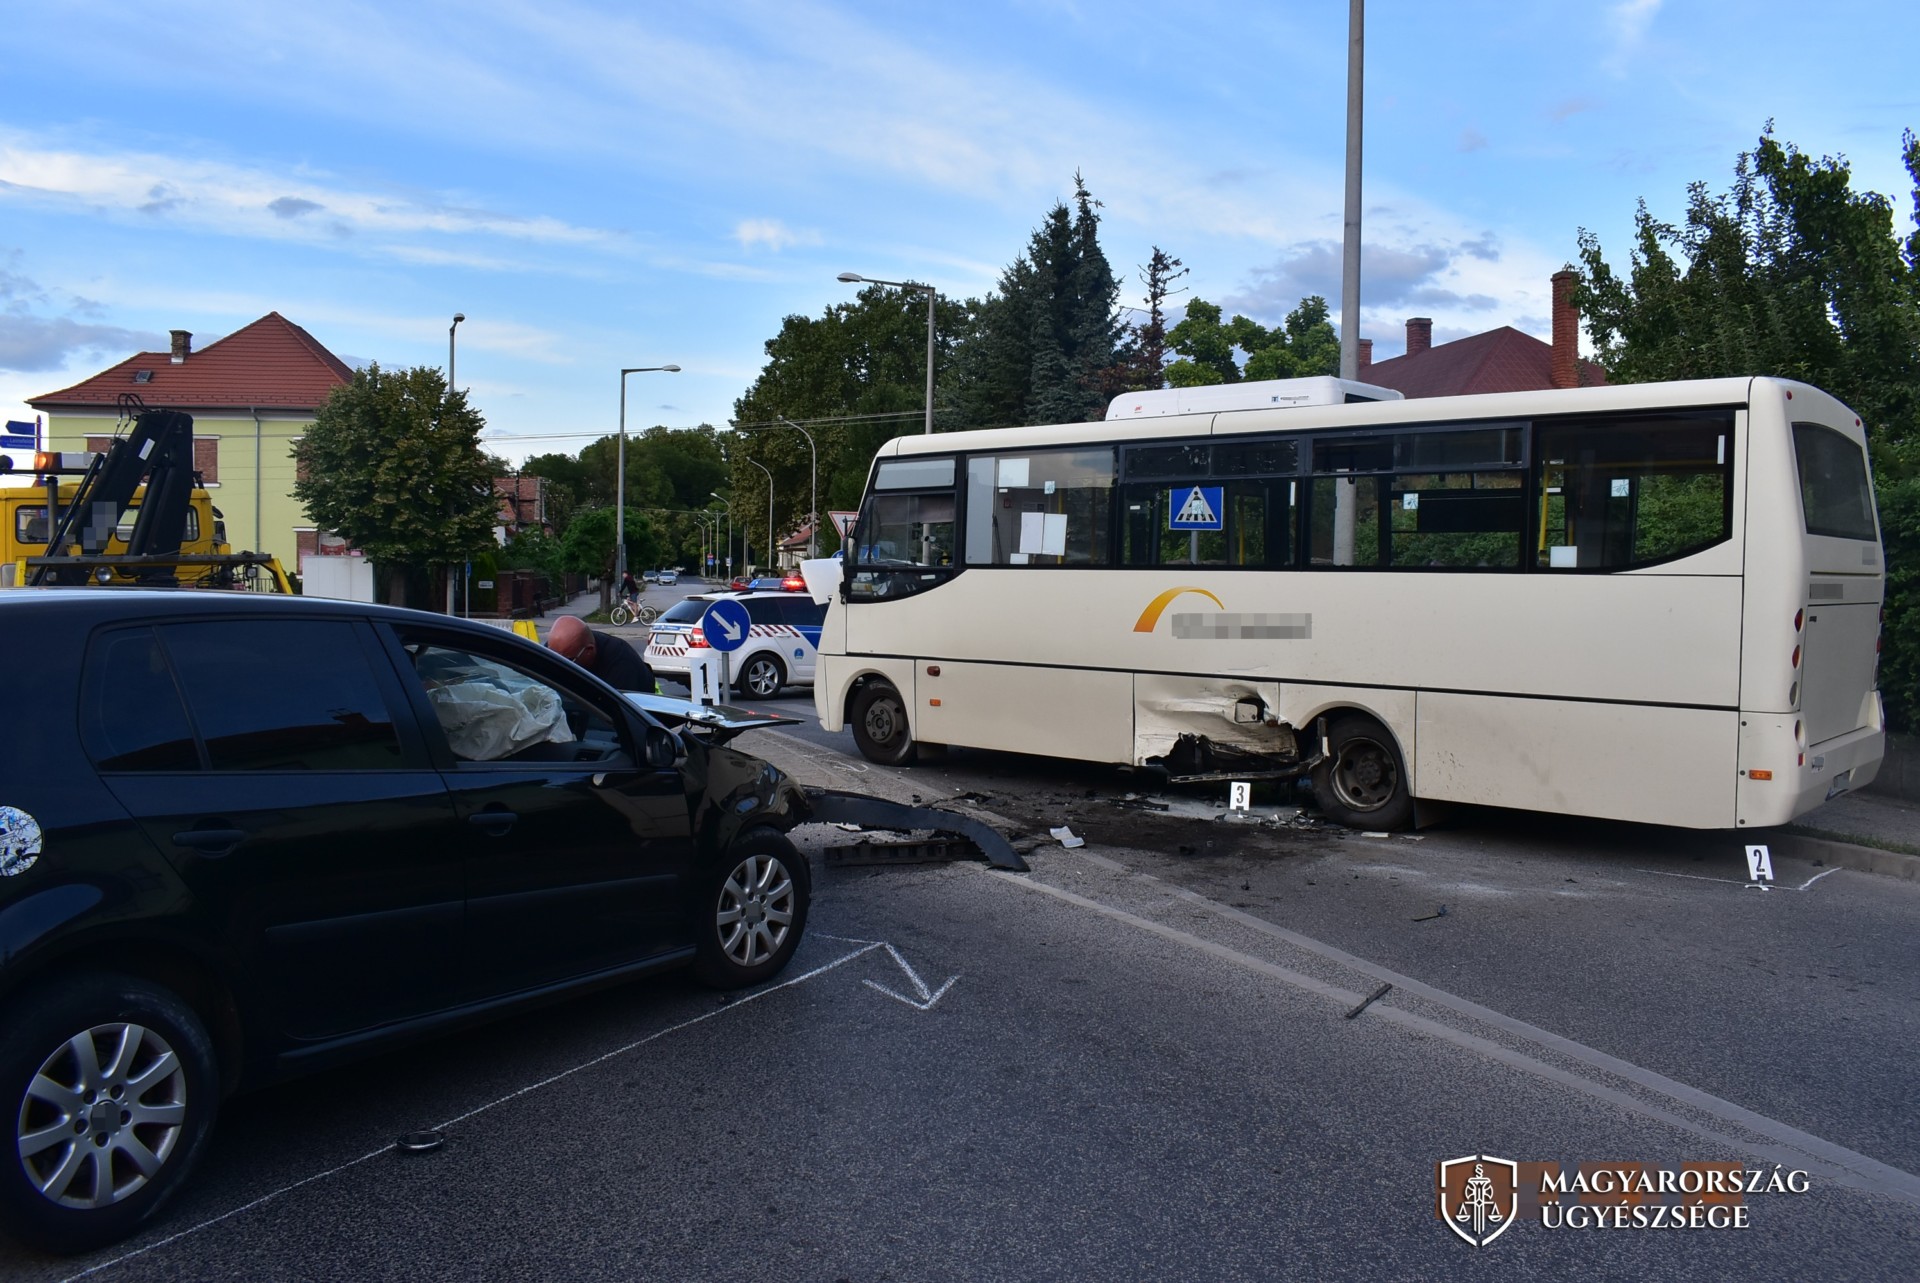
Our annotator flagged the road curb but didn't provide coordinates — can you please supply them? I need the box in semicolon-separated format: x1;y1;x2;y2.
1774;832;1920;882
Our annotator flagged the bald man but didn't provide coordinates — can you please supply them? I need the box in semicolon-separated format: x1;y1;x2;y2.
546;614;656;692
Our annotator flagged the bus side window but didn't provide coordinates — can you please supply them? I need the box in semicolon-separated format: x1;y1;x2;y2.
1535;413;1733;570
965;449;1115;567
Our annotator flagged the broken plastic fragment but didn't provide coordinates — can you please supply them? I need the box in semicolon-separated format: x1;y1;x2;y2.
1049;825;1085;849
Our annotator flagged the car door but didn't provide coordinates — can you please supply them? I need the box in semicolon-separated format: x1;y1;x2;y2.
82;617;465;1043
381;624;696;998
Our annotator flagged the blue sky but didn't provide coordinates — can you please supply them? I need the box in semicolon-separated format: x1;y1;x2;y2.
2;0;1916;466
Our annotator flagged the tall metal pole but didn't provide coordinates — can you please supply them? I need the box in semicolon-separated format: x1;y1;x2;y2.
1339;0;1364;381
447;313;464;616
617;365;682;589
922;287;936;435
449;313;464;393
774;417;818;558
745;457;774;572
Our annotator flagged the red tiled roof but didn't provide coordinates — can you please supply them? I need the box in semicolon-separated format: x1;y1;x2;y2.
1363;326;1606;399
30;312;354;412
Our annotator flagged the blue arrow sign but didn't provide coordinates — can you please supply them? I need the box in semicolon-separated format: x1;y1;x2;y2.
1168;485;1225;531
701;598;752;653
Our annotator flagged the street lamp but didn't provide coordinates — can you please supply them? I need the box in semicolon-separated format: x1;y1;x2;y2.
838;272;936;434
448;313;465;394
711;491;732;579
744;457;774;573
730;418;817;560
617;364;681;587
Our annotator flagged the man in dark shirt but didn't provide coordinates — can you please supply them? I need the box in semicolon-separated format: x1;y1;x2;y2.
546;615;655;692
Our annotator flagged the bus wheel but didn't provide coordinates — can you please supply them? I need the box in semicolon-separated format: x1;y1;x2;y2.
1312;715;1413;831
851;682;917;766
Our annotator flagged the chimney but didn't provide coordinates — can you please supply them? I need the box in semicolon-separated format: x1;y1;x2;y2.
1550;270;1579;389
170;330;192;364
1406;318;1432;357
1358;338;1373;372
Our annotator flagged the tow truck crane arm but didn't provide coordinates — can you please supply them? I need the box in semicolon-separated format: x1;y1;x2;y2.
30;397;197;587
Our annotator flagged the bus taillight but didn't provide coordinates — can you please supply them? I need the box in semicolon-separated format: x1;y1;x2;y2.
1794;609;1804;631
1791;645;1801;668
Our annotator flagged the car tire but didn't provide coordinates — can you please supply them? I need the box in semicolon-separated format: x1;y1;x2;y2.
692;828;811;989
850;681;917;766
0;973;220;1255
739;653;787;699
1310;714;1415;832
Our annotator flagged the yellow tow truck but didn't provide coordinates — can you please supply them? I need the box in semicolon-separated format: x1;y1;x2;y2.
2;399;291;593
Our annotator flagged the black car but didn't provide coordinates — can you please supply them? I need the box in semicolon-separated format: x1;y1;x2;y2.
0;590;813;1253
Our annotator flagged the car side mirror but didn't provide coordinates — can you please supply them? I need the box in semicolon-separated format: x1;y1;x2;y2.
643;725;684;770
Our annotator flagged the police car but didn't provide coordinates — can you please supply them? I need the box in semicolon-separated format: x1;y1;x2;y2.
644;589;826;697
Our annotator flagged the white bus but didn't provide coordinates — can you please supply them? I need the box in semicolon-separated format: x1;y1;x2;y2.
811;376;1885;831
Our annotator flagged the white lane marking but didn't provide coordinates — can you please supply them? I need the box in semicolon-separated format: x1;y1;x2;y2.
60;942;883;1283
995;870;1920;1209
1640;866;1847;891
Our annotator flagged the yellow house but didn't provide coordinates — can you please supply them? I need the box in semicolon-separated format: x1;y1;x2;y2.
29;313;353;573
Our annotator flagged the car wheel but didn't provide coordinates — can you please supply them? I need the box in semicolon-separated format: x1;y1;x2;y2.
1310;714;1414;831
739;654;786;699
0;974;219;1254
693;829;811;989
850;681;917;766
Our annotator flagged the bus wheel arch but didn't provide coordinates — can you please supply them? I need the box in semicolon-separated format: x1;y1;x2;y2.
849;678;918;766
1310;710;1414;831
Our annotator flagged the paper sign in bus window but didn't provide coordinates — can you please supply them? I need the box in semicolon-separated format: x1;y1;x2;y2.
997;458;1030;488
1020;511;1068;556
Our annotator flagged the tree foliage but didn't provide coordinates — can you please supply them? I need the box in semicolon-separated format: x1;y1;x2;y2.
1575;126;1920;727
558;506;662;587
1165;295;1342;387
294;364;497;591
946;172;1125;427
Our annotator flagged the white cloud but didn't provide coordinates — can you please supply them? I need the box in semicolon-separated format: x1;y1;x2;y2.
733;219;819;252
1605;0;1663;75
0;130;620;256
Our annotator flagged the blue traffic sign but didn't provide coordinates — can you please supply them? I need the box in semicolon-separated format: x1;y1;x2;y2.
1168;485;1225;531
701;598;752;653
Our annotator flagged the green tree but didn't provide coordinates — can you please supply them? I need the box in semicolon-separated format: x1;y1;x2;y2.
1575;126;1920;726
1165;295;1341;386
559;506;662;609
947;173;1125;426
732;285;964;555
294;363;496;605
1105;246;1188;395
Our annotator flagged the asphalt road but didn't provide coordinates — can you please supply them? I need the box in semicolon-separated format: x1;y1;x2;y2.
5;681;1917;1280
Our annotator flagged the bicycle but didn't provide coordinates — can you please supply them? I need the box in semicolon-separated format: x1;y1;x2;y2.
609;598;661;628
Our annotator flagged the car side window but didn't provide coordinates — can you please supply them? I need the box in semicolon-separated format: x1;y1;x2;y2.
158;620;404;770
401;637;631;767
744;599;781;626
80;627;202;771
776;598;826;627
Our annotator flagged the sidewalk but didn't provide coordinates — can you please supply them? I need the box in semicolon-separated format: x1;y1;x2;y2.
1783;789;1920;880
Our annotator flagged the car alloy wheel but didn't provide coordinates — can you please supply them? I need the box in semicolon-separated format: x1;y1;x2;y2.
741;655;785;698
17;1022;188;1210
714;853;795;968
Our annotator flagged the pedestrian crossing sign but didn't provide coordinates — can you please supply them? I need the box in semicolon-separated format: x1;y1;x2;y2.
1168;485;1225;531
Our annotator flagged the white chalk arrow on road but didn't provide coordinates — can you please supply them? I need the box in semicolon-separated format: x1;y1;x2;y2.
863;942;960;1011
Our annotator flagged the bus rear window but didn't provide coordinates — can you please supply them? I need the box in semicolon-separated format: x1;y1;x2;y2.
1793;423;1877;541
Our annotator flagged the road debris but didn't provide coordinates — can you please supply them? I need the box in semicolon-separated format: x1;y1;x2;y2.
1345;983;1393;1020
1050;825;1086;849
1410;905;1450;922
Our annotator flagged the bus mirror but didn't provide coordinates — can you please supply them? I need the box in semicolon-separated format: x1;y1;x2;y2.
798;557;841;605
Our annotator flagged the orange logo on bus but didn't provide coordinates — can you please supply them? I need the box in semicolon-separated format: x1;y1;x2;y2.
1132;587;1225;632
